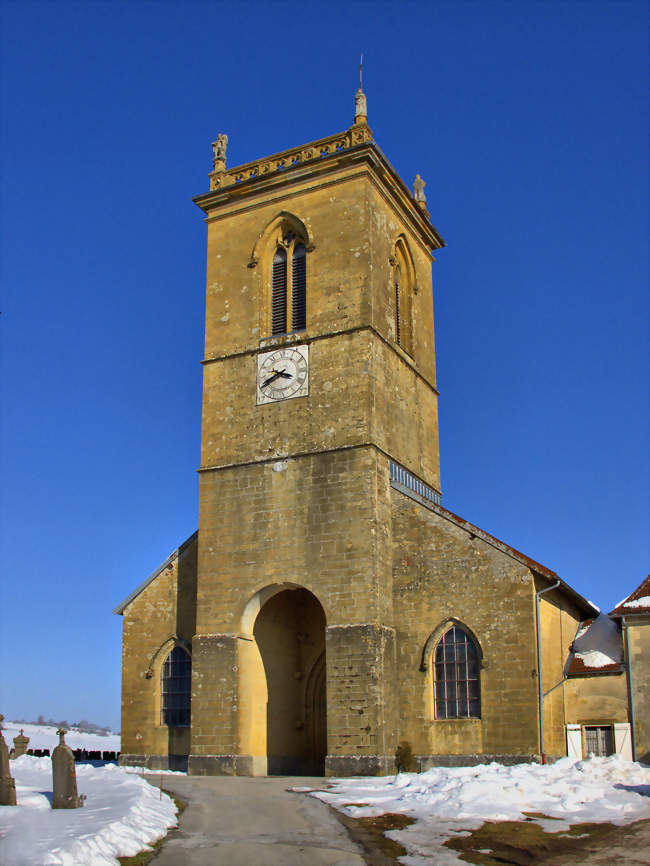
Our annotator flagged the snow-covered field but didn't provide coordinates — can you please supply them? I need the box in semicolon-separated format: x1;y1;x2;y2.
2;722;121;754
0;756;178;866
308;756;650;865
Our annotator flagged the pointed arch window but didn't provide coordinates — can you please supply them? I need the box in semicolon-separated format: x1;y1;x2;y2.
434;626;480;719
161;645;191;727
392;239;415;356
271;235;307;335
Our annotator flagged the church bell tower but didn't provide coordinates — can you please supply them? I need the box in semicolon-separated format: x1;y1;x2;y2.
189;88;444;776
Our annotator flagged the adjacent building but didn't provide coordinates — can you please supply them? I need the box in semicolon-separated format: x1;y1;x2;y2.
610;576;650;763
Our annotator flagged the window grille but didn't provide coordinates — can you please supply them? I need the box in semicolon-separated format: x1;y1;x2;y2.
291;244;306;331
584;726;614;756
271;248;288;335
389;460;441;505
161;646;191;727
434;626;480;719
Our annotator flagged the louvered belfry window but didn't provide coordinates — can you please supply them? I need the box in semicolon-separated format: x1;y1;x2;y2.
270;237;307;335
392;239;414;355
271;247;288;335
395;273;402;346
291;243;307;331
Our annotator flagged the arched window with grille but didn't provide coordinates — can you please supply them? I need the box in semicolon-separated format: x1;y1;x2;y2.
161;645;191;727
433;625;481;719
271;236;307;335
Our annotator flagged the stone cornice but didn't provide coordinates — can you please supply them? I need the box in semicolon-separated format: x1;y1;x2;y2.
193;128;444;254
207;125;373;190
199;323;440;396
197;442;441;501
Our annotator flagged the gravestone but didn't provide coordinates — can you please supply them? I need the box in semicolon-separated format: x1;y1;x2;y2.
0;715;17;805
52;729;83;809
12;728;29;759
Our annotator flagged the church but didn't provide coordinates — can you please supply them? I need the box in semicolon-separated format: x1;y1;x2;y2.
114;89;631;775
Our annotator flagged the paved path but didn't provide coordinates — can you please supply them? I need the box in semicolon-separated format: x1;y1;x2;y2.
148;775;367;866
148;774;650;865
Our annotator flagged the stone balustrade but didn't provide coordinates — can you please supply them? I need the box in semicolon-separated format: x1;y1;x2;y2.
210;124;373;191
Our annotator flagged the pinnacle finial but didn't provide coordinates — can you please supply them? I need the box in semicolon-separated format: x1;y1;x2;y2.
212;133;228;171
354;55;367;125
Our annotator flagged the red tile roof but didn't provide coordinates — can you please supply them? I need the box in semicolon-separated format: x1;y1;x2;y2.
610;575;650;617
566;655;623;676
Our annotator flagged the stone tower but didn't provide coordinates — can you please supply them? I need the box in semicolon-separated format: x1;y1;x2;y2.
188;93;444;776
117;91;615;776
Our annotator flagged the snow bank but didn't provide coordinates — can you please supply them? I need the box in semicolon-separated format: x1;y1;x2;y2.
0;756;178;866
309;757;650;865
572;613;623;668
2;723;120;753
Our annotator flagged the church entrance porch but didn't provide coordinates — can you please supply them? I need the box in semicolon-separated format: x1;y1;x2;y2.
239;587;327;775
252;588;326;775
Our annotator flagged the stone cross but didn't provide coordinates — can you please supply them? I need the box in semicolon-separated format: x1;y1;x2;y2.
0;715;17;806
12;729;29;759
52;728;83;809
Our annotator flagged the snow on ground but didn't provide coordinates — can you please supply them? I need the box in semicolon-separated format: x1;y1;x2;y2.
309;756;650;865
2;722;121;753
0;756;178;866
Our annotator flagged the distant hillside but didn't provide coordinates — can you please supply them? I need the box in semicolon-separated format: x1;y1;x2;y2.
3;721;121;752
9;715;115;736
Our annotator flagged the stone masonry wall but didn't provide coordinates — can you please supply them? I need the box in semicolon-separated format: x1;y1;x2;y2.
120;535;197;764
627;620;650;762
391;484;541;760
192;446;398;771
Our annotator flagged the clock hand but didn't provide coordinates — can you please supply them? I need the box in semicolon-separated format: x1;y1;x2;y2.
262;370;283;388
262;368;293;388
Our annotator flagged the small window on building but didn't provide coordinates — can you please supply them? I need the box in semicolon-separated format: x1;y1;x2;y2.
271;236;307;335
434;626;480;719
161;646;191;727
584;725;614;757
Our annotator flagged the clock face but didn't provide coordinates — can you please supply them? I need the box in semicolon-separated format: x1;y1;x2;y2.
257;345;309;405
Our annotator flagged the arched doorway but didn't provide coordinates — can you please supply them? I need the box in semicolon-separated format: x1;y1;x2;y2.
253;587;326;775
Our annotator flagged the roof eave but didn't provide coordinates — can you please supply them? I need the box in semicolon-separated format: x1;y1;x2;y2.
113;531;198;615
424;501;598;618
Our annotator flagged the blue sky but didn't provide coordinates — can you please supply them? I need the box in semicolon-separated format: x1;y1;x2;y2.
1;0;647;731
